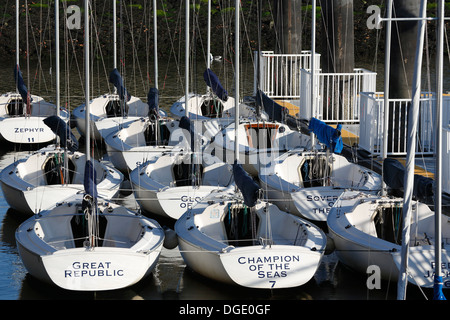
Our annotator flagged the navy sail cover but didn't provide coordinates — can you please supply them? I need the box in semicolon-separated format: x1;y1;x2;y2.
84;159;98;199
147;87;159;118
43;115;79;152
256;89;288;123
109;68;131;102
203;69;228;101
308;117;343;153
14;65;32;103
233;160;261;207
383;158;434;201
179;116;195;151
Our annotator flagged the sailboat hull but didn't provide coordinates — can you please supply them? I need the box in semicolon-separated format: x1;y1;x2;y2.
133;182;225;220
327;191;450;288
259;150;382;221
176;197;326;289
0;93;70;144
15;197;165;291
0;147;123;215
41;249;161;291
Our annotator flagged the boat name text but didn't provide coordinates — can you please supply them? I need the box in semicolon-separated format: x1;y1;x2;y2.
179;195;202;209
307;195;338;214
64;261;124;278
238;255;300;279
14;127;45;133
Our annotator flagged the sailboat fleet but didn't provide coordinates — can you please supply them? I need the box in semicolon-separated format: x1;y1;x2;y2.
0;0;448;299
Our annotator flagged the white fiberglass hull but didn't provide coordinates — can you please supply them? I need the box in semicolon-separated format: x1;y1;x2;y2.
327;191;450;288
212;121;311;177
132;180;226;220
15;197;164;291
175;195;326;289
72;94;149;140
0;147;123;215
130;151;233;219
104;117;183;172
0;93;70;144
260;150;382;221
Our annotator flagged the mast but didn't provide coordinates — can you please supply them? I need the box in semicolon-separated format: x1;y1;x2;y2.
433;0;445;301
113;0;117;70
397;0;427;300
185;0;189;119
310;0;316;147
16;0;19;70
207;0;211;70
382;0;393;196
234;0;240;164
153;0;159;144
85;0;90;161
55;0;60;116
153;0;158;89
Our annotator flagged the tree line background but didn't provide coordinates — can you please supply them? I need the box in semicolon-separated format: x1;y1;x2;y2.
0;1;447;65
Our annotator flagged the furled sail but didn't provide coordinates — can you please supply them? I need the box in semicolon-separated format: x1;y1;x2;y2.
233;160;261;207
203;68;228;101
83;159;98;199
109;68;131;102
43;115;79;152
308;117;343;153
147;87;159;118
383;158;433;201
256;89;288;123
13;64;32;104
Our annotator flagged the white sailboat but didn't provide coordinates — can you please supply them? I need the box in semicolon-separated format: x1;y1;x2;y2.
104;115;183;173
327;190;450;289
175;160;326;289
169;69;260;127
129;2;233;221
169;0;261;128
129;142;234;220
327;0;450;292
0;0;70;145
211;118;311;177
15;191;165;291
0;2;123;216
103;3;185;173
259;118;382;222
0;138;123;216
72;0;155;141
14;0;165;291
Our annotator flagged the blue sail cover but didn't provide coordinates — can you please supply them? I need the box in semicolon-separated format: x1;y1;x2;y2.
43;115;79;152
109;69;131;102
233;160;261;207
256;90;287;123
308;117;343;153
83;159;98;199
13;65;32;103
147;87;159;118
203;69;228;101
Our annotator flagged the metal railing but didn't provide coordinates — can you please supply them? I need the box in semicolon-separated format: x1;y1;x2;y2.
299;68;377;124
359;92;436;156
254;51;320;99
